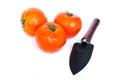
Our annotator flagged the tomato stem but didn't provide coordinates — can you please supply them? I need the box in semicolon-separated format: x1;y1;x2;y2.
47;24;56;32
66;11;73;16
21;17;25;28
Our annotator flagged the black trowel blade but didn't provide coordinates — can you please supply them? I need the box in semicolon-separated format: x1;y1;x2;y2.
69;42;94;75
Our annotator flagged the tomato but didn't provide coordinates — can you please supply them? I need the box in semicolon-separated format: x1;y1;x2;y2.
35;22;67;53
21;8;48;36
54;11;82;38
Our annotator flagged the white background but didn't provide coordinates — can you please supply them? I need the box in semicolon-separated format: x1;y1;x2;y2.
0;0;120;80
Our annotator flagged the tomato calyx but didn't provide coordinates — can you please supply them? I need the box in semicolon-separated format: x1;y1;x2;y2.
47;24;56;32
66;11;73;17
21;17;25;28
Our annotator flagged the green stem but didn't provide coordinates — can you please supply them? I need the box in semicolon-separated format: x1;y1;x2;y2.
66;11;73;16
21;17;25;28
47;24;56;32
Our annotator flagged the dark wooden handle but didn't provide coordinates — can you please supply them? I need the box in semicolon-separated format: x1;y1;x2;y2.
81;18;100;43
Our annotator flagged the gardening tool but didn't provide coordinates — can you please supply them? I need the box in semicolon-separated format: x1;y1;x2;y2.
69;18;100;75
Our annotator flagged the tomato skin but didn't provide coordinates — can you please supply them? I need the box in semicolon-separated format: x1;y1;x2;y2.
35;22;67;53
21;8;48;36
54;12;82;38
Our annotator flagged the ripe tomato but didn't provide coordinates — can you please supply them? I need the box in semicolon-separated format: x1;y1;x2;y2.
35;22;67;53
21;8;48;36
54;11;82;38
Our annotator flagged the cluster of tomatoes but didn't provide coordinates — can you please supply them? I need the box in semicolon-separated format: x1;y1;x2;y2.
21;8;82;53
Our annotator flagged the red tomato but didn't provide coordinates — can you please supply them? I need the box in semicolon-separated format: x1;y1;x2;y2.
54;11;82;38
35;22;67;53
21;8;48;36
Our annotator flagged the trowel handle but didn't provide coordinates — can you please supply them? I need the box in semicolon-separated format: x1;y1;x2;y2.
81;18;100;43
